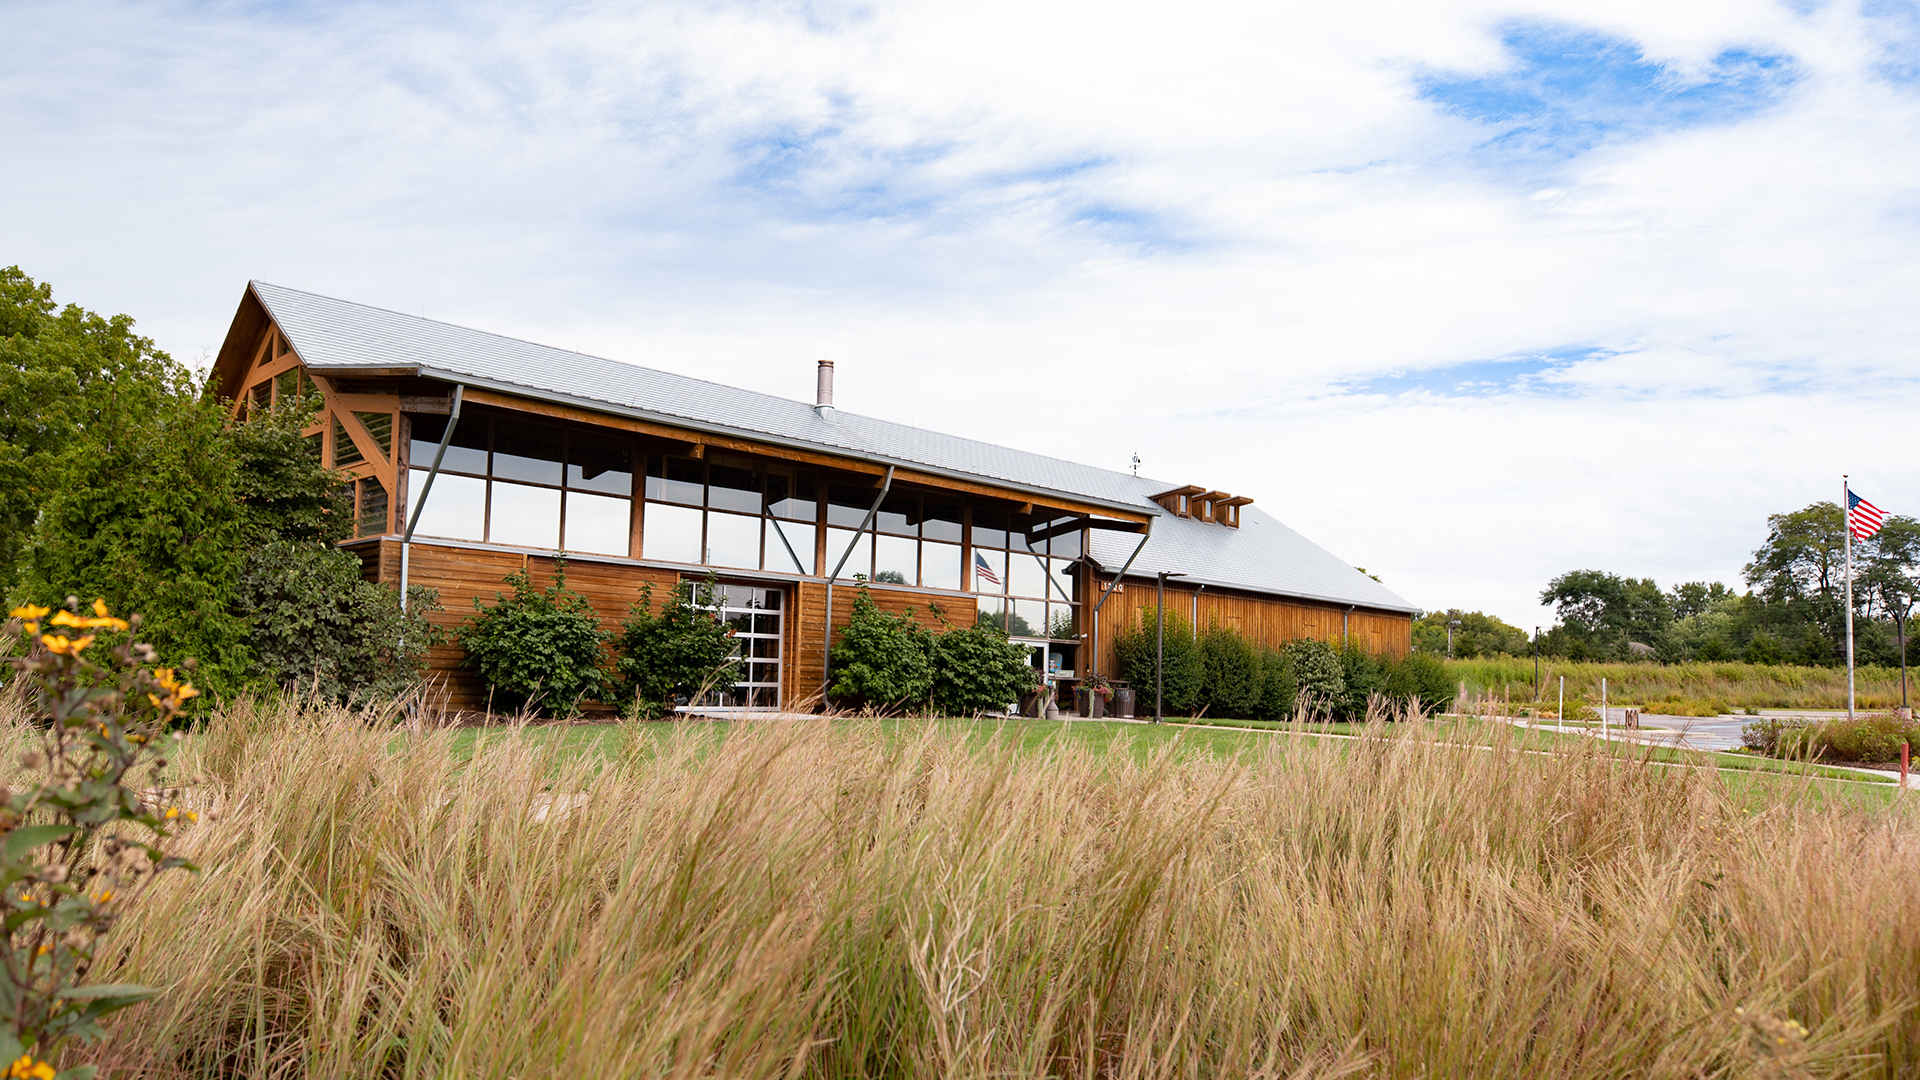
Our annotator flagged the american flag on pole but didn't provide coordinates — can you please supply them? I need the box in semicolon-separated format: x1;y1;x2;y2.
973;550;1001;586
1848;490;1886;541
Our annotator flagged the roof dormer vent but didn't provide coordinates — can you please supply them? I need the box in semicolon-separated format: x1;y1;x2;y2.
1151;485;1253;527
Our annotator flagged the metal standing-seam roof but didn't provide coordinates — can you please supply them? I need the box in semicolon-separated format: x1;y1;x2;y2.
248;281;1416;614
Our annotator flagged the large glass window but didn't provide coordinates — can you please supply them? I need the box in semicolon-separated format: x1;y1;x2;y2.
490;483;561;548
706;512;762;569
401;413;634;555
406;471;485;541
874;533;917;585
922;541;962;591
568;433;633;495
766;519;815;575
565;491;630;556
643;502;703;564
969;510;1086;640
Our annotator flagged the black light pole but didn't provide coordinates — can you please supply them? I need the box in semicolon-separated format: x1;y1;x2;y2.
1533;626;1541;700
1155;571;1186;723
1447;614;1461;660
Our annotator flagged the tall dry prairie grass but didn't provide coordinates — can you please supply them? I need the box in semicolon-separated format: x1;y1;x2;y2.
1446;656;1915;713
17;698;1920;1078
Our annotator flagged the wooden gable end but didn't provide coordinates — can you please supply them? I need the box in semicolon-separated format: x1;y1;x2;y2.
212;287;400;538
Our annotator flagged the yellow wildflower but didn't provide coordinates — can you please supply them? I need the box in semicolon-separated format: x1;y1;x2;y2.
40;634;94;655
94;890;113;904
6;1054;54;1080
8;605;49;635
153;668;198;701
186;810;200;823
48;601;130;632
164;807;179;820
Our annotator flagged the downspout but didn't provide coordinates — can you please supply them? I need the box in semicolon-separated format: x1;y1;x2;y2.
1086;519;1153;679
1344;605;1354;646
1192;584;1205;639
400;384;466;620
821;466;894;703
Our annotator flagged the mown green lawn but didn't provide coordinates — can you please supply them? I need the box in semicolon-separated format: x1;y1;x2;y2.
435;714;1910;811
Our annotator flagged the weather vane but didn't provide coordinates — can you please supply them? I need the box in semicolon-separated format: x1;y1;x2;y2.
1130;453;1141;477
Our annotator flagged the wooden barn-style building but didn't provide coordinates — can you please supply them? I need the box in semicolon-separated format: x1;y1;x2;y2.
210;282;1417;714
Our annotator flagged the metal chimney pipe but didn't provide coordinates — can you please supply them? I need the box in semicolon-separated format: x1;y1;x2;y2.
815;359;835;409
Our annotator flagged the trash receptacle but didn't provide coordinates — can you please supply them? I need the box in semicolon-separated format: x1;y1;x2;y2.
1111;686;1135;719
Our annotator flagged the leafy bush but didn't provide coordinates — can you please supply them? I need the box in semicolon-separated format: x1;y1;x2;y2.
1198;626;1260;719
459;561;609;716
3;599;201;1075
930;619;1035;716
829;586;933;711
1741;712;1920;763
1383;652;1455;715
1115;608;1203;715
1252;647;1296;721
1283;639;1345;717
613;578;739;718
235;541;441;707
1336;642;1387;719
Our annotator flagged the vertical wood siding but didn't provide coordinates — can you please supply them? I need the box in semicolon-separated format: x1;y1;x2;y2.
1088;576;1410;682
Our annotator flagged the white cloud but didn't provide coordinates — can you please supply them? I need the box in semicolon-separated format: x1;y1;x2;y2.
2;0;1917;627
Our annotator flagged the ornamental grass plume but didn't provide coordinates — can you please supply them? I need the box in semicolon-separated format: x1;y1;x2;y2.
55;702;1920;1077
0;598;201;1079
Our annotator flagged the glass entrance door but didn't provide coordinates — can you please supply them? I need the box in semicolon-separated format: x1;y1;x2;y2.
703;583;784;710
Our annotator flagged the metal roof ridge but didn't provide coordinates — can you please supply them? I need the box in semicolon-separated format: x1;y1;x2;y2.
255;280;1178;514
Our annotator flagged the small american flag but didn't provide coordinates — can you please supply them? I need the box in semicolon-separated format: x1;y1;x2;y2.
974;550;1001;586
1848;490;1886;541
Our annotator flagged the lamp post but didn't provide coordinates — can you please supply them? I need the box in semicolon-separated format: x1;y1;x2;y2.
1156;571;1187;723
1447;614;1462;660
1533;626;1541;700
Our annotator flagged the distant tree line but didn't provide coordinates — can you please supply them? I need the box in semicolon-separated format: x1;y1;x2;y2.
1419;502;1920;666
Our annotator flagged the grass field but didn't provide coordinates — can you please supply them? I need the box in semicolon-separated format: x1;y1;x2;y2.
1443;656;1916;714
16;697;1911;1077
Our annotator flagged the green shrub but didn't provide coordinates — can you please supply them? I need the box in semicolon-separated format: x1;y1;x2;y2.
1252;647;1296;721
614;576;741;718
1283;639;1344;717
1198;626;1261;719
829;586;933;711
930;618;1034;716
613;578;740;719
235;540;441;707
1115;608;1203;715
459;560;609;716
1742;713;1919;763
1819;713;1920;762
1383;653;1454;715
1336;642;1389;719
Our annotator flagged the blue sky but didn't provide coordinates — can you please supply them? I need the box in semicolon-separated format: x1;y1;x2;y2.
3;0;1919;626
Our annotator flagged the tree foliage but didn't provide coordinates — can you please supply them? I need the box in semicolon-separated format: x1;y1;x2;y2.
6;268;440;706
0;267;186;597
1411;609;1530;658
1530;500;1920;667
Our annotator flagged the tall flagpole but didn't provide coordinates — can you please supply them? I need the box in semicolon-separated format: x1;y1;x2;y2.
1845;475;1856;722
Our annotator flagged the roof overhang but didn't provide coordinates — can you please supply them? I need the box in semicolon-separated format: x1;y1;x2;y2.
1080;557;1419;616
